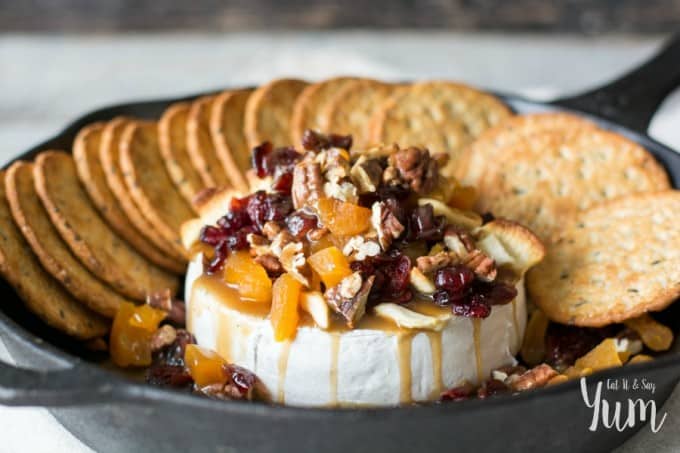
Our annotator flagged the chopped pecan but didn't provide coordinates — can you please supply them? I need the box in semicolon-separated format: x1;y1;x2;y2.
146;288;186;326
198;364;266;401
307;226;329;242
386;146;439;194
325;273;375;327
279;242;310;286
292;159;323;209
342;235;381;261
510;364;558;392
247;233;271;257
350;156;384;193
270;230;295;257
371;201;405;250
254;254;284;276
150;325;177;352
262;221;281;240
323;148;351;183
323;180;358;203
416;251;456;274
464;249;497;282
444;225;476;256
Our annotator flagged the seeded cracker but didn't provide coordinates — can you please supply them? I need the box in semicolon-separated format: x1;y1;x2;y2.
120;121;196;250
0;170;108;339
322;79;401;149
33;150;179;301
210;89;254;191
455;112;598;185
475;128;671;241
528;191;680;327
370;81;512;169
186;96;232;188
6;161;129;317
244;78;309;149
74;122;184;274
100;117;187;260
158;101;206;205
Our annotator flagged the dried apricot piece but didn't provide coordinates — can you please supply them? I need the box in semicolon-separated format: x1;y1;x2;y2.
270;273;303;341
110;301;166;367
224;250;273;303
574;338;622;372
308;246;352;288
521;309;549;366
448;185;477;210
184;344;227;387
628;354;654;364
624;314;673;352
317;197;371;236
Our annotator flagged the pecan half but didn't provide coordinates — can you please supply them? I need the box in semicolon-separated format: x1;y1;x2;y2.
325;273;375;327
292;159;323;209
510;364;558;391
342;235;381;261
464;249;497;282
386;146;439;194
146;288;186;326
371;201;405;250
279;242;310;286
150;324;177;352
254;254;283;276
416;251;456;274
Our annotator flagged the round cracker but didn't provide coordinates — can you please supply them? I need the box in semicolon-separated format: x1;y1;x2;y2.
322;79;399;149
290;76;358;145
6;161;129;318
120;121;196;249
475;129;671;241
0;170;108;339
186;96;232;188
455;112;598;185
528;191;680;327
158;101;206;204
74;122;184;274
99;117;187;261
33;151;179;301
369;81;512;168
244;78;309;149
210;89;253;191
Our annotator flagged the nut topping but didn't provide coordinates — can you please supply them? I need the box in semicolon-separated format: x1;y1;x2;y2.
350;156;384;193
292;159;323;209
386;146;439;194
510;364;559;391
464;249;497;282
279;242;310;286
371;201;405;250
325;273;375;327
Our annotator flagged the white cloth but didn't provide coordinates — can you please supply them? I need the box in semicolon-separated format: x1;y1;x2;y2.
0;32;679;453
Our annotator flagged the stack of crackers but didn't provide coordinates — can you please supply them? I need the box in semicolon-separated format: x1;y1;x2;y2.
0;77;678;359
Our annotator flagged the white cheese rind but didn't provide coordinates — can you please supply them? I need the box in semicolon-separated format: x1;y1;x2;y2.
186;254;526;407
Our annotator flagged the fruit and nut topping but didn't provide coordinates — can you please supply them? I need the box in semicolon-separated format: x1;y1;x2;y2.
195;130;533;338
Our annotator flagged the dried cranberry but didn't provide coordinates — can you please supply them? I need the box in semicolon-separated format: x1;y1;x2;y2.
477;379;508;399
216;208;251;234
353;251;412;303
440;383;475;402
251;142;302;178
153;329;195;367
146;364;193;388
545;323;619;369
206;241;229;274
226;364;259;397
452;296;491;318
252;142;274;178
199;225;228;246
225;225;257;251
271;171;294;194
285;210;319;239
434;265;475;294
246;191;293;229
407;204;446;242
470;280;518;306
301;129;353;151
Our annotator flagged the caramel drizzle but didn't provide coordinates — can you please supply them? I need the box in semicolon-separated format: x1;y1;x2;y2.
277;341;292;404
426;331;443;398
397;334;413;404
329;334;340;405
473;319;483;382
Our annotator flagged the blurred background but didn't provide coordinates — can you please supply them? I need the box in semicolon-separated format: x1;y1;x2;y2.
0;2;680;452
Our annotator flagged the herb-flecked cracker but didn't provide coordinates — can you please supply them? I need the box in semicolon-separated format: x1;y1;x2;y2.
528;191;680;327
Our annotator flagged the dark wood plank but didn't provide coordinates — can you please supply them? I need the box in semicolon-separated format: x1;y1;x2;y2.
1;0;679;32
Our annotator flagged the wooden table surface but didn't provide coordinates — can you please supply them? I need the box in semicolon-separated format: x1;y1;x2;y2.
0;31;679;453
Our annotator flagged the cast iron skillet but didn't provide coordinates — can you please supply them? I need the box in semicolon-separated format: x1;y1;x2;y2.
1;35;680;453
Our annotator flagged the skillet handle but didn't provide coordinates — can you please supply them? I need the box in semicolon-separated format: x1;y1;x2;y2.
552;34;680;133
0;359;121;406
